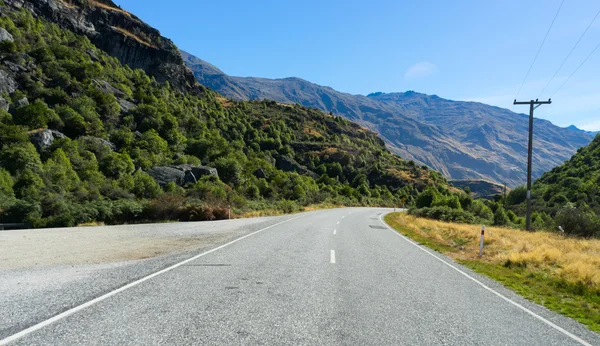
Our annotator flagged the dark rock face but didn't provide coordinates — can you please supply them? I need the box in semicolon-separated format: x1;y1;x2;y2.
146;166;185;187
253;168;267;179
0;70;17;94
147;165;219;187
4;0;204;94
0;27;14;42
30;129;66;151
275;156;317;178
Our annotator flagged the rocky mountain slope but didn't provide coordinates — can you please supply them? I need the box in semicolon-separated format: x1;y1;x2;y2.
11;0;201;93
0;1;446;227
181;50;595;187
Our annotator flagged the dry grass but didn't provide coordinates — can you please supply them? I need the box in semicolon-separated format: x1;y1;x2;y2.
385;212;600;331
303;126;323;138
389;213;600;292
89;0;132;17
215;96;233;108
111;26;156;48
77;221;105;227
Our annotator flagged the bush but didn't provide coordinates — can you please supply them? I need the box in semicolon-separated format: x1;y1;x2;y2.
493;206;510;226
506;185;527;206
554;204;600;238
415;188;440;208
409;206;476;223
145;193;184;221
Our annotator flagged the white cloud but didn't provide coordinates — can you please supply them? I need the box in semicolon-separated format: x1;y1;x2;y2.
580;120;600;132
404;61;437;79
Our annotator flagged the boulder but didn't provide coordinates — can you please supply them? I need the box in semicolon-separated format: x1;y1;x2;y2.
146;167;185;187
173;164;219;182
253;168;267;179
275;156;318;178
0;97;8;112
0;70;17;94
30;129;66;151
0;28;14;42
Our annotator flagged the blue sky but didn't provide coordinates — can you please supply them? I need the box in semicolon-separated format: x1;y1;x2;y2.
116;0;600;131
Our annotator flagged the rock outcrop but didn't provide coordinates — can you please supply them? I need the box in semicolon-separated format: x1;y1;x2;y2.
146;166;185;187
0;27;14;42
147;165;219;187
0;97;8;112
30;129;66;151
0;70;17;94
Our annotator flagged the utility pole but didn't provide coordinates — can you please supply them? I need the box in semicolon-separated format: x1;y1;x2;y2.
513;98;551;231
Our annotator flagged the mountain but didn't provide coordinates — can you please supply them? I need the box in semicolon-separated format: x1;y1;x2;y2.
0;0;446;227
181;51;595;187
566;125;598;136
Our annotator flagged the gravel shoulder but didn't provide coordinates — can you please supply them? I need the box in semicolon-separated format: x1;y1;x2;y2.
0;214;302;339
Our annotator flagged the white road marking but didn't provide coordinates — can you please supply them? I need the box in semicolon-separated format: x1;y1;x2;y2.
378;214;592;346
0;214;308;346
330;250;336;264
333;229;337;235
337;221;340;225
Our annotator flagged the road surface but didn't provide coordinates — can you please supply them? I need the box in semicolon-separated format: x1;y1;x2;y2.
1;208;599;345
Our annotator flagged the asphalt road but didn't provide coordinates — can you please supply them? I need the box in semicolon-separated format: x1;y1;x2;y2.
2;208;599;345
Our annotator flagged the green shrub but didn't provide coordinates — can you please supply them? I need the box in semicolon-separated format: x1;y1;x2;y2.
554;204;600;238
493;206;510;226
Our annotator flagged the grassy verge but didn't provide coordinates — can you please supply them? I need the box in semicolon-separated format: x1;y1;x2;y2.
384;212;600;332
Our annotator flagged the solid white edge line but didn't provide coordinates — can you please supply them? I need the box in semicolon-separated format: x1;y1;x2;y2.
0;214;308;346
378;213;592;346
330;250;336;264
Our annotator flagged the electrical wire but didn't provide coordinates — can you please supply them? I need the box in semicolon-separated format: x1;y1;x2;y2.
538;8;600;98
550;40;600;98
514;0;565;100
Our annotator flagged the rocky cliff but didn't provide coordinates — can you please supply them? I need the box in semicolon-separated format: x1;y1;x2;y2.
4;0;201;93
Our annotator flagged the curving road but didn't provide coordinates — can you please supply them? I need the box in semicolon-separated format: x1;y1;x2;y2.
1;208;599;345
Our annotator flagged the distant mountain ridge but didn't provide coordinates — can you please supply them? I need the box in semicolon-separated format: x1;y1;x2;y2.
181;50;595;187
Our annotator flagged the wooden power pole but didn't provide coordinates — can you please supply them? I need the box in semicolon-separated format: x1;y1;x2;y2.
513;98;551;231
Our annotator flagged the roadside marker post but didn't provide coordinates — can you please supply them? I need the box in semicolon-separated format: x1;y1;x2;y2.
228;205;231;220
479;226;485;257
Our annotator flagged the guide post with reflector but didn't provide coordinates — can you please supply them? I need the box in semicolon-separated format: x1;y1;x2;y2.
479;226;485;257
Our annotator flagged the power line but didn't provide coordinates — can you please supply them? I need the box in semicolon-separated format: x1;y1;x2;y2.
551;40;600;98
514;0;565;100
538;8;600;98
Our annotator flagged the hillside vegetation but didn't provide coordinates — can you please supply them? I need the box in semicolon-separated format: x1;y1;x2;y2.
181;50;595;187
0;7;445;227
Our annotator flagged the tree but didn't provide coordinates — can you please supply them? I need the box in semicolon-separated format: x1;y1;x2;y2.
506;185;527;206
493;206;510;226
132;170;162;199
415;188;440;208
214;157;242;186
14;100;61;129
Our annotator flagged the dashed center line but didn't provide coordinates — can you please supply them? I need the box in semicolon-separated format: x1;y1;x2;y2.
330;250;336;264
333;229;337;235
336;221;340;225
